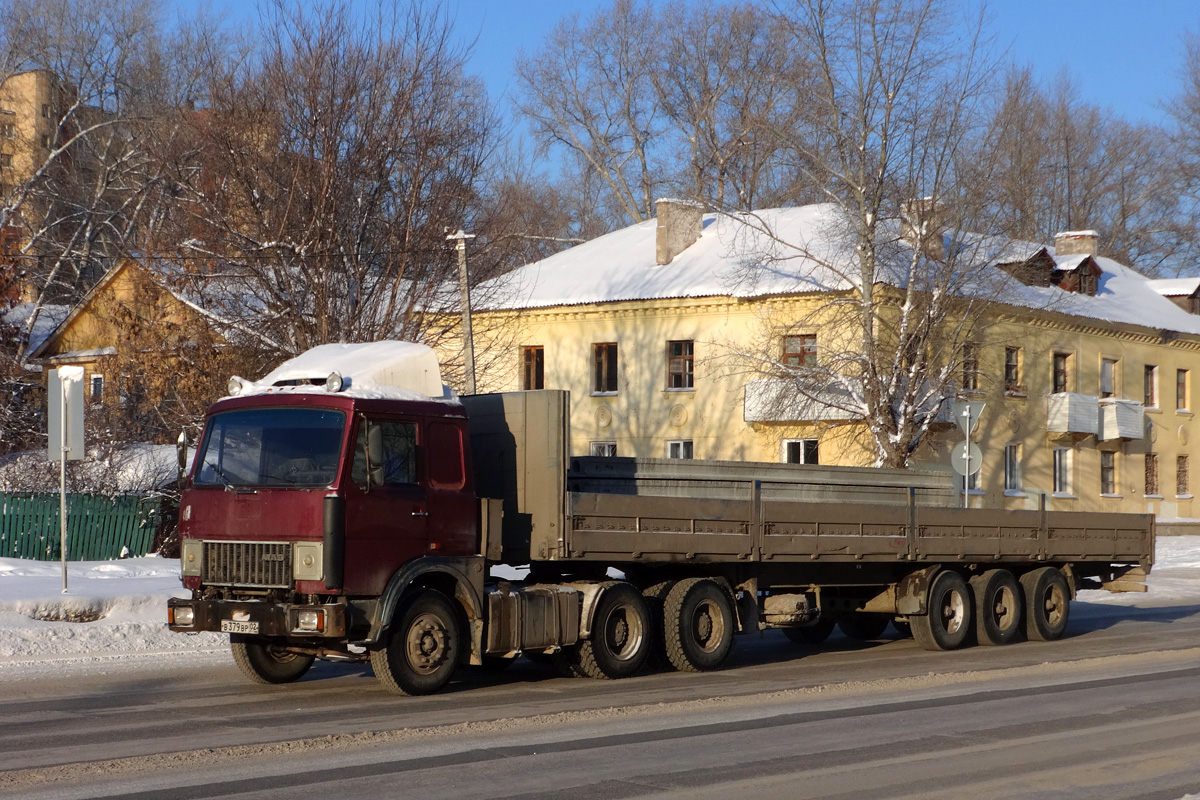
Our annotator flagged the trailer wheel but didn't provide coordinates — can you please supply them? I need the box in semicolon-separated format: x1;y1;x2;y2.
912;570;973;651
230;637;314;684
642;581;676;669
664;578;735;672
971;569;1024;646
837;614;890;641
576;583;651;679
782;618;835;645
370;589;461;695
1021;567;1070;642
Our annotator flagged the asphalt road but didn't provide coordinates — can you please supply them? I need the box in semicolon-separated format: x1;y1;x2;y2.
3;596;1200;800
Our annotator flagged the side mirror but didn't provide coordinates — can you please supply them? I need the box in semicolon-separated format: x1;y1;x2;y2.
176;430;189;483
367;423;385;488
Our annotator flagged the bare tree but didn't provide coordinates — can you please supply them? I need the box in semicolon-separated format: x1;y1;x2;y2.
514;0;664;228
728;0;1004;469
152;0;499;364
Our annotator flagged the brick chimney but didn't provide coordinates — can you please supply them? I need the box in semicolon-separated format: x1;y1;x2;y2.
655;198;703;265
1054;230;1099;257
900;197;945;260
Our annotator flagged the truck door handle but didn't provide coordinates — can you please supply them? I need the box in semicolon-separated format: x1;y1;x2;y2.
412;511;429;517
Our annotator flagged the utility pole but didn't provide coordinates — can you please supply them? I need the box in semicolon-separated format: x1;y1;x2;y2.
446;228;477;395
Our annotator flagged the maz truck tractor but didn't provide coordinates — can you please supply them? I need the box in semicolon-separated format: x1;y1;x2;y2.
168;342;1154;695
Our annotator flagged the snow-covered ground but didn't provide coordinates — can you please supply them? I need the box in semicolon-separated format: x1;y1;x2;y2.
1;538;1198;682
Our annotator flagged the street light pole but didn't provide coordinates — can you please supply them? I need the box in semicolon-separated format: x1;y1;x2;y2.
446;228;477;395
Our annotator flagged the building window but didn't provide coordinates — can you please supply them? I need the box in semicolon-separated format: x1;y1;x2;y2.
1145;453;1159;496
1178;369;1190;411
1178;455;1190;497
667;440;693;459
1003;346;1022;393
783;439;819;465
0;153;11;169
1100;452;1116;495
1053;448;1071;495
782;334;816;368
593;343;618;393
1145;365;1158;408
967;468;981;492
41;104;50;118
590;441;617;457
961;343;978;392
1004;443;1021;492
522;345;544;390
1052;352;1070;394
89;374;104;404
1100;357;1119;398
0;123;12;138
667;340;694;389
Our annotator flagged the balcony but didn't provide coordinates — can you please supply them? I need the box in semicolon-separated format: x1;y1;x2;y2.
1047;392;1099;435
744;380;861;423
1098;398;1145;441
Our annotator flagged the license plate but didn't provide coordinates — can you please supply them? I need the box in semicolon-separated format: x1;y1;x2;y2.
221;620;259;634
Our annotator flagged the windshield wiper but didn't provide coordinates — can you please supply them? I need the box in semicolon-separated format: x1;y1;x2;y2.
203;462;238;492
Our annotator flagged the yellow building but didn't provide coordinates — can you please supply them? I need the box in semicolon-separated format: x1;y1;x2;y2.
466;201;1200;524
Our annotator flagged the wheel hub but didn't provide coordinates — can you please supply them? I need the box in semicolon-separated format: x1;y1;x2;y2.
406;614;448;672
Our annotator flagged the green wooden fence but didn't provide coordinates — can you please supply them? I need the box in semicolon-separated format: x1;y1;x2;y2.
0;493;163;561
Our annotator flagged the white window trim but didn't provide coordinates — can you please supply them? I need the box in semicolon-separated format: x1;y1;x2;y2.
666;439;694;459
781;438;819;465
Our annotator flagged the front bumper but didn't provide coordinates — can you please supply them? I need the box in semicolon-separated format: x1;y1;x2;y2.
167;597;347;638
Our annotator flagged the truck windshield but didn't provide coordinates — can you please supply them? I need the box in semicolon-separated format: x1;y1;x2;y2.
194;408;346;488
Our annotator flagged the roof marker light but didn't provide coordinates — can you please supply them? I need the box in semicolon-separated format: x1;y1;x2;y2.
227;376;247;396
325;371;344;393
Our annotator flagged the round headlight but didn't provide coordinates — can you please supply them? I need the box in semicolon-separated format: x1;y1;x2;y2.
227;376;246;396
325;371;344;393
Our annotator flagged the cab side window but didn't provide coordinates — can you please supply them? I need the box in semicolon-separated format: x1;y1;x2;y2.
351;420;418;486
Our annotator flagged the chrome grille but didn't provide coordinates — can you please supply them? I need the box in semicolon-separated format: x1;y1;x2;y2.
203;541;291;588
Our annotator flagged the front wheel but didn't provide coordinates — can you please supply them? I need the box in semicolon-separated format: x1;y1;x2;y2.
664;578;736;672
370;589;461;695
230;637;314;685
912;570;973;652
1021;567;1070;642
575;583;651;679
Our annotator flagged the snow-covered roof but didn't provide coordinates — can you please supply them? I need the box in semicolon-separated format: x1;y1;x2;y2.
3;302;68;356
233;341;458;402
1147;277;1200;297
478;204;1200;336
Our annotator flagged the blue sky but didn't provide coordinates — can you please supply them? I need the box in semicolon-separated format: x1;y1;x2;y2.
181;0;1198;126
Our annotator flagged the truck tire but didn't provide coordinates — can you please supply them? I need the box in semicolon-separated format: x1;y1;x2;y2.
230;637;315;684
575;583;650;679
1021;567;1070;642
971;569;1023;646
837;614;890;641
782;618;835;645
912;570;973;652
664;578;735;672
642;580;676;669
370;589;461;695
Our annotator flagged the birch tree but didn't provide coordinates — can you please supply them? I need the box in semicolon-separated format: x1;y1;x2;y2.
734;0;1003;468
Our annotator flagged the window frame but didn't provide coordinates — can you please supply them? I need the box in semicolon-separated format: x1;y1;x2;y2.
592;342;618;394
666;340;694;390
961;343;979;392
1003;346;1023;393
1004;443;1022;493
782;334;817;369
521;345;544;391
1052;447;1072;496
1052;352;1071;394
1178;454;1191;498
666;439;694;460
1100;451;1117;496
1144;364;1158;408
1145;452;1160;497
1178;369;1190;412
89;374;104;404
782;438;819;465
1100;357;1119;399
590;441;617;457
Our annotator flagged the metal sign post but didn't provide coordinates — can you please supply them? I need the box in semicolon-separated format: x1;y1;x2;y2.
48;367;84;593
950;401;985;508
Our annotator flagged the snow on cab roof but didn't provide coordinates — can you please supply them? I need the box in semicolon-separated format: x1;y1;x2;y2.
234;341;457;402
478;203;1200;337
